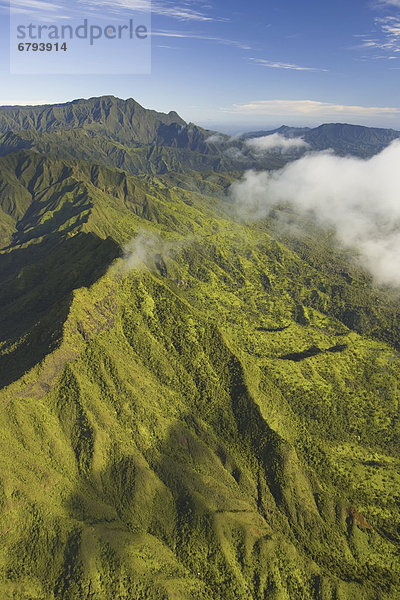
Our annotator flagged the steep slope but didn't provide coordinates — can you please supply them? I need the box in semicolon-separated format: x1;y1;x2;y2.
0;156;399;599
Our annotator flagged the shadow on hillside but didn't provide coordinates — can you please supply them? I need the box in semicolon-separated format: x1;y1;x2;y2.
279;344;348;362
0;232;121;389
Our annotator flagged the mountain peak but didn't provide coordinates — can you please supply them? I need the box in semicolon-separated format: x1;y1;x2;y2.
0;95;187;145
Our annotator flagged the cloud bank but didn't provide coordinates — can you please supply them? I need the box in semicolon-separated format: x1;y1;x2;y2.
230;141;400;286
245;133;309;153
223;99;400;120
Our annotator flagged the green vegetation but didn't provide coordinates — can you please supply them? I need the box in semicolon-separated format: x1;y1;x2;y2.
0;98;399;599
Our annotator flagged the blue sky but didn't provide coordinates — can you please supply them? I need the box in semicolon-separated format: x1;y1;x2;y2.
1;0;400;130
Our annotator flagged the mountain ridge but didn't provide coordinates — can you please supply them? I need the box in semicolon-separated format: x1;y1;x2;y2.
0;96;186;139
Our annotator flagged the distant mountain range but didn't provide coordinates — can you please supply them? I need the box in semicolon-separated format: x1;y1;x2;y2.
241;123;400;157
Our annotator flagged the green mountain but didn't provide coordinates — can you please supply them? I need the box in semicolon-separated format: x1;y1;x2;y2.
0;100;399;600
0;96;188;146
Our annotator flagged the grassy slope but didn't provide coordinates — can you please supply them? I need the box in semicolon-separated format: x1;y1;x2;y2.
0;161;399;599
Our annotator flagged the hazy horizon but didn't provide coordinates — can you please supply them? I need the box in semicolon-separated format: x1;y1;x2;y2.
0;95;400;133
2;0;400;129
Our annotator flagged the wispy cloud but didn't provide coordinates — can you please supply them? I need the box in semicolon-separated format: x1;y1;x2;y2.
223;99;400;118
3;0;79;20
374;15;400;51
352;3;400;59
374;0;400;7
249;58;328;72
152;29;251;50
76;0;222;22
3;0;63;12
3;0;224;22
156;44;180;49
12;0;62;9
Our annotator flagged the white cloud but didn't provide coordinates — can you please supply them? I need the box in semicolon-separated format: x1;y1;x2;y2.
230;141;400;286
245;133;309;153
223;99;400;119
249;58;328;72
